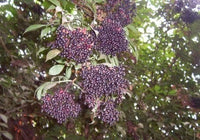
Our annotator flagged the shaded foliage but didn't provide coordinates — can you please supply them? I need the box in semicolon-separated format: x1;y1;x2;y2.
0;0;200;139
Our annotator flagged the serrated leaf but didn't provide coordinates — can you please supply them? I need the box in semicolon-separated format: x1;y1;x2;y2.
46;49;61;62
2;131;13;140
0;113;7;123
49;65;65;75
48;0;61;7
24;24;45;34
40;27;51;38
65;67;72;80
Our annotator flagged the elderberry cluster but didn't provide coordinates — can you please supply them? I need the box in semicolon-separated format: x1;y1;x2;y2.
80;64;128;125
174;0;184;12
181;9;199;24
94;19;128;56
41;89;81;123
81;64;128;98
52;26;93;63
97;100;120;125
85;94;97;109
173;0;199;24
105;0;136;27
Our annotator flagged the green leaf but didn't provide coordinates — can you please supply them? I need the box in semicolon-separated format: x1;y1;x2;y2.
95;0;104;3
36;47;46;56
75;64;82;70
60;0;67;9
43;82;57;94
116;125;126;136
48;0;61;7
0;122;8;128
127;24;140;35
0;113;7;123
98;53;107;60
2;131;13;140
24;24;45;34
65;67;72;80
46;49;61;62
55;59;65;64
169;90;176;95
113;56;119;66
35;82;49;100
35;82;59;100
40;27;51;38
46;5;56;11
154;85;161;92
49;65;65;75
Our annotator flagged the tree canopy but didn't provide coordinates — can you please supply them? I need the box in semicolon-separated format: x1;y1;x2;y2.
0;0;200;139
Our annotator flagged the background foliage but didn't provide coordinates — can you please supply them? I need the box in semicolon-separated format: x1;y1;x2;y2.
0;0;200;139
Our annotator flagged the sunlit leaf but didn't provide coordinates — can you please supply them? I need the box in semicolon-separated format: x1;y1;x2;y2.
116;125;126;136
35;82;50;100
40;27;51;38
0;113;7;123
65;66;72;80
49;64;65;75
48;0;61;7
43;82;57;94
46;49;61;62
24;24;46;34
47;5;56;11
2;131;13;140
0;122;8;128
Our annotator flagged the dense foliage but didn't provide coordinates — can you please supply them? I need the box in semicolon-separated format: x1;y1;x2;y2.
0;0;200;139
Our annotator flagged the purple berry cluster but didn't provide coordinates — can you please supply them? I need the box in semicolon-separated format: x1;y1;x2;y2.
173;0;199;24
181;9;199;24
81;64;128;97
82;93;97;109
97;100;120;125
105;0;119;12
105;0;136;27
80;64;128;125
94;19;128;56
52;25;93;63
41;89;81;123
